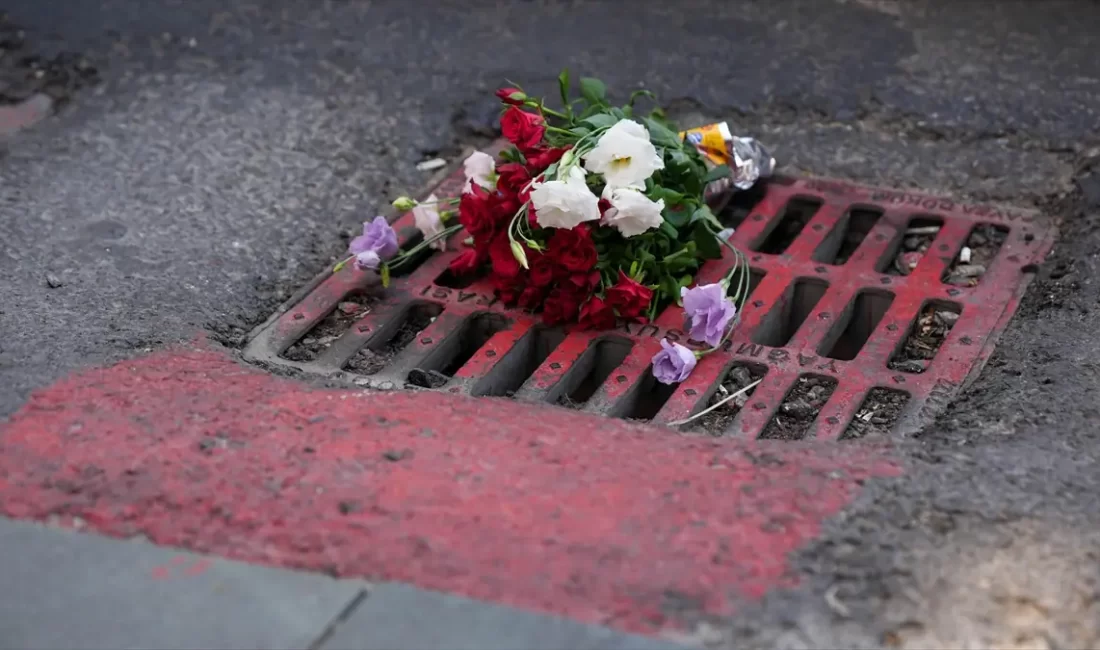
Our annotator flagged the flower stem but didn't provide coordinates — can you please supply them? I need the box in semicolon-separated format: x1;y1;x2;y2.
388;224;463;270
666;378;763;427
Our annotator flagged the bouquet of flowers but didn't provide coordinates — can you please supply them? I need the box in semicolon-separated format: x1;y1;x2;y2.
337;71;774;385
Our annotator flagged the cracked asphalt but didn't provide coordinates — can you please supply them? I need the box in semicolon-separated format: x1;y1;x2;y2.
2;0;1100;647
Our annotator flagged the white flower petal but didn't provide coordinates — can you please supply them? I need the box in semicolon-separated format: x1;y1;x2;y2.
582;119;665;190
412;193;446;250
530;166;601;230
605;188;665;237
462;151;496;194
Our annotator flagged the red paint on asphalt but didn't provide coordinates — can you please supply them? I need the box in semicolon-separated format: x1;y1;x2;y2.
0;341;900;633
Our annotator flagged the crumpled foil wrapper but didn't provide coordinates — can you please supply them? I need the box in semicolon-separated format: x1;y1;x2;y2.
680;121;776;206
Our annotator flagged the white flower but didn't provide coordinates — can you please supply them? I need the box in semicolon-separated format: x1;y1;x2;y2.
530;166;601;230
582;119;664;189
462;151;496;194
413;193;446;250
603;188;665;237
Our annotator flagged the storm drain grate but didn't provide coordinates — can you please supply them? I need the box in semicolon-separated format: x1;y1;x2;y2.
243;149;1056;440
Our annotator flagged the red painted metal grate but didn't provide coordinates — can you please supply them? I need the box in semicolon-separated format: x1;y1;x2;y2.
243;148;1056;440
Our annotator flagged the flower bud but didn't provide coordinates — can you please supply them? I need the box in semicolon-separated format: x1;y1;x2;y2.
509;240;530;269
392;196;417;211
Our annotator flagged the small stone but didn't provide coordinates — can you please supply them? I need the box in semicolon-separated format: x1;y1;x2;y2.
894;360;926;373
383;449;413;462
934;310;960;326
959;246;972;264
337;301;362;315
729;366;752;387
953;264;986;278
781;399;814;418
45;273;63;288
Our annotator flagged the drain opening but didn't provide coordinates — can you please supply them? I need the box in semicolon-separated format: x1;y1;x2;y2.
728;266;766;303
433;266;484;289
717;182;767;230
814;206;883;265
881;216;943;275
751;278;828;347
754;197;823;255
819;290;895;361
550;337;633;408
610;366;679;421
760;374;838;440
690;362;768;434
408;312;509;387
887;301;961;374
942;223;1009;287
344;302;442;375
841;388;911;440
281;293;377;362
389;230;436;278
472;326;567;397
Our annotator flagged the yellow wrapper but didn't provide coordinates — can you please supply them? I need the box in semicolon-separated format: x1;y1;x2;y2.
679;121;734;167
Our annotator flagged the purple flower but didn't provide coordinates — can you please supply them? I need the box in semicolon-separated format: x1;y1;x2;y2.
681;283;736;347
349;216;399;270
651;339;697;385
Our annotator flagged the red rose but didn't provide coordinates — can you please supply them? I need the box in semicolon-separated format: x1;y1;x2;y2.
517;284;545;310
607;270;653;320
500;106;545;152
490;190;522;224
561;270;600;296
598;198;613;216
578;297;616;330
526;146;569;171
496;162;532;195
542;287;580;325
489;233;522;279
495;279;524;306
528;253;560;288
449;248;483;276
548;225;597;273
495;87;526;106
459;184;497;245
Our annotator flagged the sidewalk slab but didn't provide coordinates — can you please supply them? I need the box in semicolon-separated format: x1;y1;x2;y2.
0;517;363;650
321;582;684;650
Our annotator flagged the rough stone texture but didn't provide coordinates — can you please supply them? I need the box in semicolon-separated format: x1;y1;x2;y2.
1;0;1099;648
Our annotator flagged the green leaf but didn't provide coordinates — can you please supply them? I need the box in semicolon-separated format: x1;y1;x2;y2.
609;107;626;120
580;77;607;105
663;203;692;228
569;126;592;137
581;113;618;129
649;186;685;205
659;274;681;302
659;220;679;238
679;274;694;287
690;205;718;226
558;69;570;106
704;164;732;184
693;222;722;260
644;117;682;148
629;89;656;106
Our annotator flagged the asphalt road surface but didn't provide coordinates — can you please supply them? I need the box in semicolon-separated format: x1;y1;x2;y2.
1;1;1099;647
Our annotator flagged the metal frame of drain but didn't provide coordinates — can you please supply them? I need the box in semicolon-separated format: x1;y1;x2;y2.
243;147;1057;440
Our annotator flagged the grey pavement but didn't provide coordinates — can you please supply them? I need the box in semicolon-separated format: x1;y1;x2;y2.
0;517;681;650
0;0;1099;648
